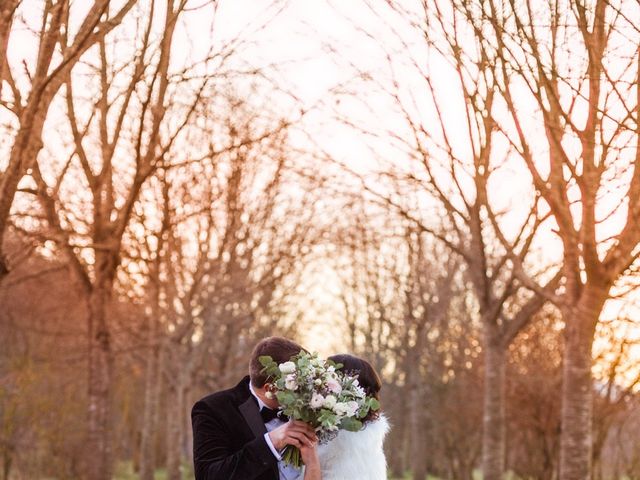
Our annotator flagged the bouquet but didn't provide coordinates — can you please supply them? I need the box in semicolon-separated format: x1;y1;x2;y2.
259;351;380;467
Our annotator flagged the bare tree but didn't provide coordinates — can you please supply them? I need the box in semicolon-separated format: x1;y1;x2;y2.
461;1;640;478
0;237;88;479
134;175;171;480
0;1;20;101
326;197;483;479
11;2;212;477
591;319;640;480
118;90;321;478
0;0;137;279
333;2;561;477
506;307;563;480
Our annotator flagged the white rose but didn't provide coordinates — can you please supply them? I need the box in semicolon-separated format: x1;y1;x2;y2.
279;361;297;374
323;395;337;409
326;378;342;394
346;401;360;416
327;365;336;373
333;402;349;416
310;392;325;409
285;374;298;391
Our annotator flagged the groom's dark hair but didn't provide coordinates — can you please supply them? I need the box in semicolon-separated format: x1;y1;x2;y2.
249;336;304;387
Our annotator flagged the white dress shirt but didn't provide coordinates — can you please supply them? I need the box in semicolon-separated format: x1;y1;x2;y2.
249;383;302;480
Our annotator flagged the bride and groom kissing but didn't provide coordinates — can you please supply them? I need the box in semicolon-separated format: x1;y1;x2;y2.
191;336;389;480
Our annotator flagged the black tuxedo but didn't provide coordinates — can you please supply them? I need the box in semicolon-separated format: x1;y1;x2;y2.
191;376;279;480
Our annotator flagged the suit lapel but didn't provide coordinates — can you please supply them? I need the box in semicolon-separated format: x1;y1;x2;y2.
237;382;279;479
238;395;268;438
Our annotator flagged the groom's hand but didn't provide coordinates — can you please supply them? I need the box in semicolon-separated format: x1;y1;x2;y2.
268;420;317;451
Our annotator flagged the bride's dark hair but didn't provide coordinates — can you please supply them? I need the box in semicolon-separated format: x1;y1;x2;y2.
328;354;382;423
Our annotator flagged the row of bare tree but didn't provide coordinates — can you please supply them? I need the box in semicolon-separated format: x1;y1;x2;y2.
1;1;639;480
3;202;639;480
0;1;323;479
0;85;323;480
324;208;640;480
325;1;640;479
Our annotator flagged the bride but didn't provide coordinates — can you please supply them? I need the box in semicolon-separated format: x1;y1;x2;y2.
301;354;389;480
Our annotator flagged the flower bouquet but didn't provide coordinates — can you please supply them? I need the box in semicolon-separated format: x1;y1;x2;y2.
259;351;380;467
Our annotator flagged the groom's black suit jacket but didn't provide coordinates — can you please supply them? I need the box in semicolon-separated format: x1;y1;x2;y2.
191;376;279;480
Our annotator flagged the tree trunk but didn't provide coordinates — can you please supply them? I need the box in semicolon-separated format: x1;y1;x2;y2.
0;106;47;280
1;448;12;480
462;460;476;480
409;351;428;480
184;383;194;466
86;286;114;480
559;299;601;480
482;337;506;480
385;394;407;478
166;374;186;480
139;310;163;480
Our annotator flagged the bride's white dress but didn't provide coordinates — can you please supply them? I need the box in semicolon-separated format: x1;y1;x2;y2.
317;415;389;480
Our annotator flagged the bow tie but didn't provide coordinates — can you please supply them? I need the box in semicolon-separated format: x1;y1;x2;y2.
260;407;279;423
260;407;288;423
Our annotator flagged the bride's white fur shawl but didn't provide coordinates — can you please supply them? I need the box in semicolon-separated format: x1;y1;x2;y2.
317;415;390;480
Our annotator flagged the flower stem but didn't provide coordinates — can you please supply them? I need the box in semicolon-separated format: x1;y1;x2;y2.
282;445;304;468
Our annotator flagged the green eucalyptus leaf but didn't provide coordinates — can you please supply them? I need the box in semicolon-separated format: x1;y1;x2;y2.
340;416;363;432
259;356;275;367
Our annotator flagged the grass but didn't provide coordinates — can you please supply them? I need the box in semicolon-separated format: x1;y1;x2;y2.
113;465;634;480
113;464;476;480
113;462;193;480
389;471;520;480
389;476;445;480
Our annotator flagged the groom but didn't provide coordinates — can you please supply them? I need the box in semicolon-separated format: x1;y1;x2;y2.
192;336;317;480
